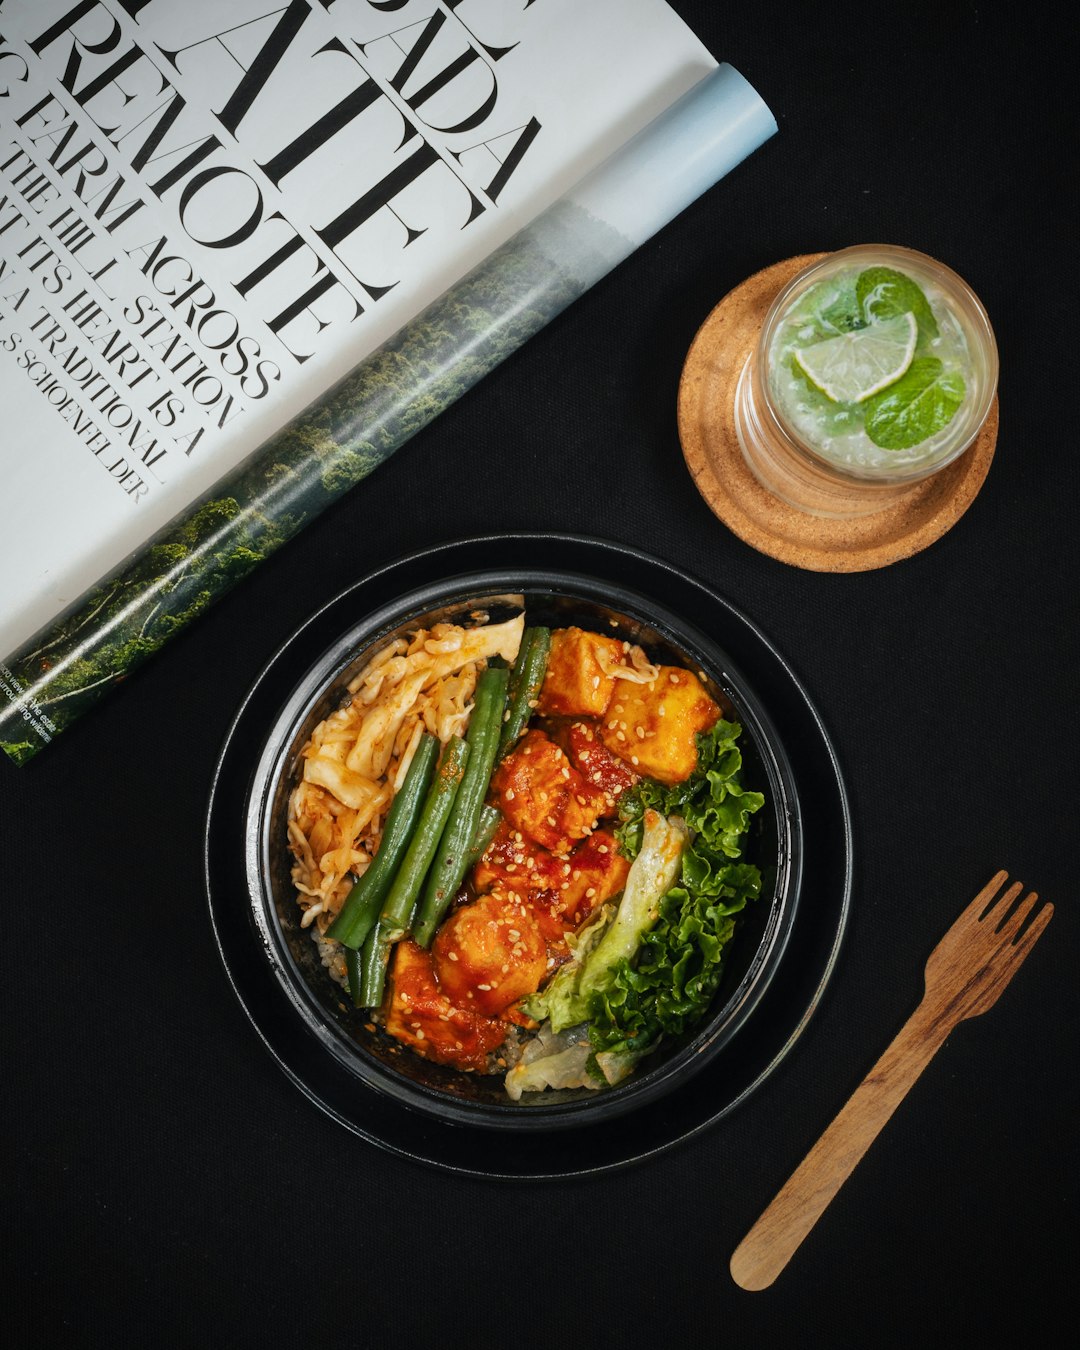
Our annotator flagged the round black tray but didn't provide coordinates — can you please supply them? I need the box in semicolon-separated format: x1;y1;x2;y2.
205;534;852;1179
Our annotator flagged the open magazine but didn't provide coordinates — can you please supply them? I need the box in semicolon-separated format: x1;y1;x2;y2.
0;0;776;764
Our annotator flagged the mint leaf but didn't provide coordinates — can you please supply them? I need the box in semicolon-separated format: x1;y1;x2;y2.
856;266;939;340
786;278;864;343
863;357;965;450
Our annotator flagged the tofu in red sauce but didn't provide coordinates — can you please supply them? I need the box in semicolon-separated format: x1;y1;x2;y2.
384;939;507;1071
489;728;608;855
559;718;640;809
431;888;548;1017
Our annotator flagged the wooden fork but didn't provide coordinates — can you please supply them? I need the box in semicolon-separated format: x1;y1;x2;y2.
730;871;1054;1292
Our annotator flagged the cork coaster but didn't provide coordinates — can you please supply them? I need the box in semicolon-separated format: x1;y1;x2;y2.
677;253;998;572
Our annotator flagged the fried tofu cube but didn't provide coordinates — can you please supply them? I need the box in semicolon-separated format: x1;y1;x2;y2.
536;627;628;717
432;888;548;1016
557;829;631;925
560;719;640;809
489;729;609;854
471;822;629;940
384;939;507;1071
471;819;567;899
600;667;721;785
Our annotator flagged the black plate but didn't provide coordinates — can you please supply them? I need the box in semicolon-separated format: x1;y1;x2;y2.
205;534;852;1179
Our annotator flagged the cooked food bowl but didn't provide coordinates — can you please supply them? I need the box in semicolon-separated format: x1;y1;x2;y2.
243;569;802;1130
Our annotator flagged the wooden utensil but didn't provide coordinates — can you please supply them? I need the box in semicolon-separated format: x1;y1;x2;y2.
729;870;1053;1291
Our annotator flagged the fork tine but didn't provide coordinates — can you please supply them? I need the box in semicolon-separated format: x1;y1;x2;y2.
1007;900;1053;961
960;871;1020;930
981;880;1023;925
996;889;1040;940
959;869;1010;926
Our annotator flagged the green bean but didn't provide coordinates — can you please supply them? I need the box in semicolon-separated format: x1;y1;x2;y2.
465;803;502;872
357;920;391;1008
412;666;509;948
345;944;363;1007
379;736;470;938
324;733;439;949
497;626;551;757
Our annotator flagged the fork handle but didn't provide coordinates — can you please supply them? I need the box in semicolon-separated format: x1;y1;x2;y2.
730;999;954;1291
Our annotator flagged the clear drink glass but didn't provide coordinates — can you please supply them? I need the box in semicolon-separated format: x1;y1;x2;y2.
734;245;998;518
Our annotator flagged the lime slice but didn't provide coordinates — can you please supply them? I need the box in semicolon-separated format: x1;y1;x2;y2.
792;311;917;404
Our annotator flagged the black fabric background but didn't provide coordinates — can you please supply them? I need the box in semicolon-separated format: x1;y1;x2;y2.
2;3;1076;1346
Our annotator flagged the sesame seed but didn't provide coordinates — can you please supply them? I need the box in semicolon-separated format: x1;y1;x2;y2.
477;983;491;991
616;731;626;742
547;816;556;826
506;863;517;872
599;845;609;854
508;929;521;941
505;788;515;801
614;704;624;714
631;755;639;765
561;767;570;779
669;673;679;684
501;963;510;974
636;726;645;739
586;887;596;898
607;719;618;729
658;706;666;717
416;1029;425;1040
448;951;459;961
592;675;600;689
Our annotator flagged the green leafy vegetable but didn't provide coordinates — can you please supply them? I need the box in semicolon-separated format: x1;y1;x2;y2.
856;266;939;340
863;356;966;450
615;719;764;865
593;719;764;1055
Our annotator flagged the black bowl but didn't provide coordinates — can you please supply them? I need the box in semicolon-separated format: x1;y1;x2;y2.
242;568;803;1131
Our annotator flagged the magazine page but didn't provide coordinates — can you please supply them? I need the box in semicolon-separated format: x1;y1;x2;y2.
0;60;776;766
0;0;715;659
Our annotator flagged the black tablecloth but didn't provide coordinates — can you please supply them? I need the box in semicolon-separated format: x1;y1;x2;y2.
4;4;1075;1345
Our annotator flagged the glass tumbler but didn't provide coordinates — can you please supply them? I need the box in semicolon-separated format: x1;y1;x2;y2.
733;245;998;518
